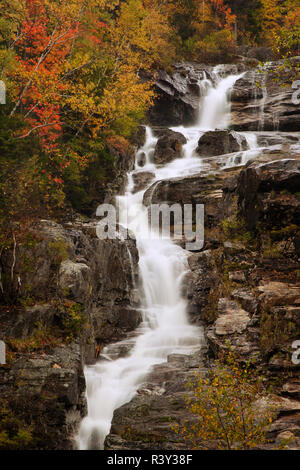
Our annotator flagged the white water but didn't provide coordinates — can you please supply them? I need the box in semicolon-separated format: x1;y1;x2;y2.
198;73;244;130
77;67;257;450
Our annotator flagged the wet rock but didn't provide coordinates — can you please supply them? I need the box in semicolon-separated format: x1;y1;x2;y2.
143;172;226;228
132;172;155;194
153;129;187;165
148;63;247;127
196;130;248;157
131;125;146;149
136;152;146;168
231;58;300;131
105;348;208;450
148;64;206;126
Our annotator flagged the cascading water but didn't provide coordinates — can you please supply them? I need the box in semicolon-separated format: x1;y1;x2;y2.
198;73;244;130
77;67;253;451
258;73;268;131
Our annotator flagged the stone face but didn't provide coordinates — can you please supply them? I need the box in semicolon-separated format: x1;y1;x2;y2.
214;298;251;336
238;159;300;230
231;58;300;132
59;260;92;303
153;129;187;165
143;172;229;229
257;282;300;310
186;250;219;316
1;343;86;450
148;65;205;126
148;59;300;132
215;310;250;336
196;130;248;157
130;125;146;149
282;381;300;399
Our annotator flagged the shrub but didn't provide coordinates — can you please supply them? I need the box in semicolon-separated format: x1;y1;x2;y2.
173;350;275;450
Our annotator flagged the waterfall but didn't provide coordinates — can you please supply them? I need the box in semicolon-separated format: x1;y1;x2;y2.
198;71;245;130
77;168;202;451
258;73;267;131
77;67;248;451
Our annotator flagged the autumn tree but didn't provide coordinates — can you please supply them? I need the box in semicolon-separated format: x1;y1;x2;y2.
173;350;276;450
225;0;264;44
160;0;236;61
0;0;176;225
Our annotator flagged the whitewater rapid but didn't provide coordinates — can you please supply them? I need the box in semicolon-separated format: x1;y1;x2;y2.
77;68;258;450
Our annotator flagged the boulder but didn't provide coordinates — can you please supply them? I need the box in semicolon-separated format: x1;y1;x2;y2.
196;130;248;157
228;271;246;283
130;125;146;149
136;151;146;168
153;129;187;165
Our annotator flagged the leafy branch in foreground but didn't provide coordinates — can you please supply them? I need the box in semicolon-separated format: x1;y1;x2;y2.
173;348;277;450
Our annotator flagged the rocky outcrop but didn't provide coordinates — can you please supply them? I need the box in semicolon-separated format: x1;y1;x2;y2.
0;218;140;449
148;64;205;126
237;159;300;230
231;58;300;131
0;343;86;450
186;251;219;317
196;130;248;156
